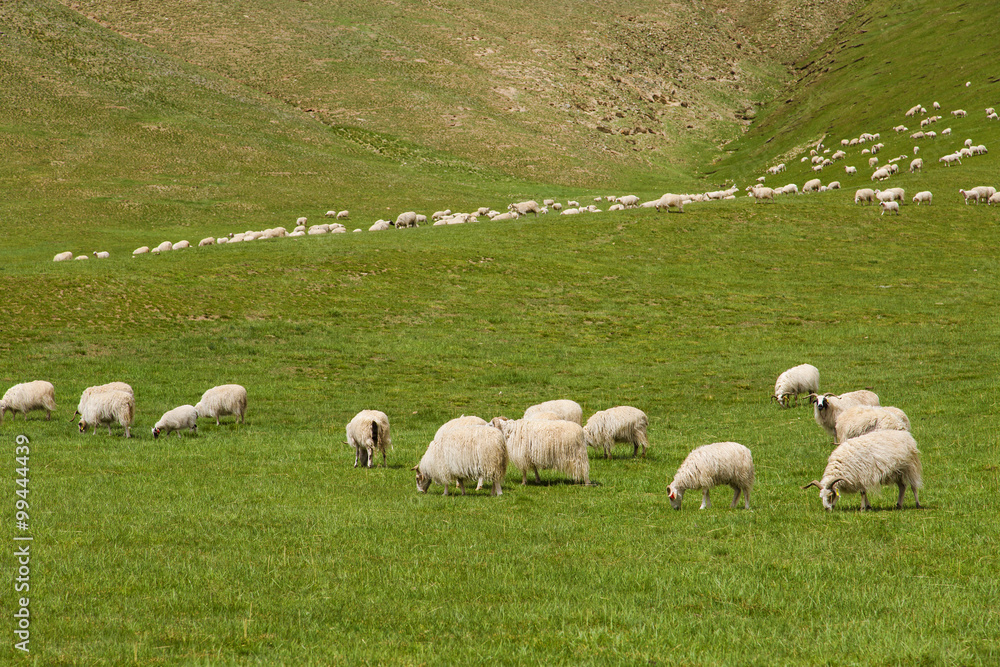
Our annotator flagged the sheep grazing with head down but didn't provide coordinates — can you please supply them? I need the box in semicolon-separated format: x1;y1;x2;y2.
803;430;922;511
773;364;820;408
490;417;590;485
834;405;910;443
667;442;754;510
810;390;880;438
73;382;133;422
78;389;133;438
346;409;392;468
194;384;247;426
508;200;540;217
153;405;199;439
523;399;582;425
414;424;507;496
1;381;56;423
583;406;649;459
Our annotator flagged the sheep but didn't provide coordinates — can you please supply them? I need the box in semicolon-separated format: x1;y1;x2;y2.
871;168;891;182
414;424;507;496
53;251;73;262
854;189;876;205
667;442;754;510
551;202;562;211
972;186;997;201
615;195;640;208
989;193;1000;205
780;184;799;195
325;210;337;218
583;406;649;459
307;225;329;235
905;104;921;117
524;399;582;425
346;409;392;468
939;153;962;166
802;430;922;511
542;199;555;207
155;241;173;253
608;203;625;212
913;146;919;155
810;391;880;438
887;163;899;174
912;191;933;205
490;417;590;485
910;131;925;140
941;128;952;135
369;220;392;231
92;251;110;259
749;186;775;203
868;156;879;168
432;210;451;221
988;108;996;116
198;237;215;247
831;150;846;161
803;178;822;193
989;113;999;121
152;405;199;439
509;200;540;217
73;382;133;422
194;384;247;426
964;139;974;148
932;101;940;110
827;181;841;190
173;240;191;250
952;109;967;117
296;217;307;225
875;188;904;203
77;389;133;437
880;201;900;216
834;405;910;443
492;211;520;221
960;189;979;205
567;200;580;207
766;163;786;174
0;381;56;423
773;364;820;408
654;193;689;212
336;210;349;220
892;125;908;133
909;158;923;173
395;211;418;228
845;166;857;175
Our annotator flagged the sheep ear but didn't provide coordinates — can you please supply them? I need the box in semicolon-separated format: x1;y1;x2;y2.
411;465;419;471
801;480;822;490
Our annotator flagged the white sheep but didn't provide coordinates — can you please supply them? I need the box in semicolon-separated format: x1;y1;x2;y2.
337;210;349;220
492;211;520;221
346;409;392;468
173;240;191;250
952;109;967;117
773;364;820;407
77;389;133;438
551;203;562;211
74;382;133;422
810;391;880;438
972;186;997;201
667;442;754;510
959;189;979;205
198;237;215;247
92;251;110;259
53;251;74;262
803;178;822;193
194;384;247;425
414;424;507;496
654;193;690;212
845;166;857;175
0;381;56;423
834;405;910;443
155;241;173;253
523;399;582;425
749;187;775;203
827;181;841;190
989;113;999;121
369;220;392;231
909;158;923;173
871;168;891;182
307;225;328;235
216;237;229;244
802;430;922;511
73;255;88;260
152;405;199;439
912;191;933;205
939;153;962;166
395;211;418;228
868;156;879;168
989;193;1000;205
567;200;580;207
491;417;590;485
615;195;640;208
296;217;307;225
880;201;899;216
583;406;649;459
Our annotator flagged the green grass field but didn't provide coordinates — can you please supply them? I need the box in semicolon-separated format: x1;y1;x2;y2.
2;0;1000;664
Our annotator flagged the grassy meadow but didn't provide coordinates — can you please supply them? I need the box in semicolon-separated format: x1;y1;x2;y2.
2;0;1000;664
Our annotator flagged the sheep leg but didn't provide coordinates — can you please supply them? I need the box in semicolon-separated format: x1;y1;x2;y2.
216;417;220;426
366;447;375;469
896;483;906;509
124;425;131;438
492;480;502;496
534;467;542;484
521;470;528;485
859;491;872;511
912;487;921;509
107;424;113;436
381;449;387;468
743;488;751;510
176;431;182;439
730;487;741;508
700;490;711;510
457;479;466;496
46;410;51;421
632;442;639;458
475;477;484;491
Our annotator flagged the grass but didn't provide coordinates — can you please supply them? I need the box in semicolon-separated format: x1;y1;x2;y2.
2;0;1000;664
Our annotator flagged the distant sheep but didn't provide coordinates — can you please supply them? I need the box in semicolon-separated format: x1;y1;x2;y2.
989;193;1000;205
615;195;640;208
749;187;775;202
92;251;110;259
414;424;507;496
395;211;418;228
828;181;841;190
654;193;690;212
1;381;56;423
939;153;962;166
346;409;392;468
667;442;754;510
803;178;822;193
491;417;590;485
773;364;820;407
155;241;173;253
802;430;922;511
152;405;199;439
53;251;73;262
523;399;582;425
194;384;247;426
910;158;923;173
880;201;899;216
811;391;880;438
74;382;133;422
78;389;133;438
583;406;649;458
369;220;392;231
198;237;215;247
834;405;910;442
960;189;979;205
871;168;891;182
952;109;967;117
509;200;540;217
845;166;857;175
912;191;933;205
173;240;191;250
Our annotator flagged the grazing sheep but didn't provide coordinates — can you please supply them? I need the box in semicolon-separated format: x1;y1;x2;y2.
0;381;56;423
960;189;979;205
53;251;74;262
583;406;649;459
615;195;640;208
77;389;133;437
346;409;392;468
989;113;999;121
173;240;191;250
523;399;582;425
952;109;967;117
939;153;962;166
551;203;562;211
810;391;880;438
132;246;150;255
909;158;924;173
491;417;590;485
74;255;89;261
912;191;933;205
989;192;1000;205
773;364;820;407
880;201;900;216
336;210;349;220
827;181;841;190
876;188;904;204
395;211;418;228
845;166;857;175
802;178;822;193
749;186;775;203
155;241;173;253
92;251;110;259
307;225;329;235
73;382;133;422
198;237;215;247
802;430;922;511
508;200;540;217
369;220;392;231
152;405;199;439
654;193;690;212
667;442;754;510
414;424;507;496
972;186;997;201
868;156;879;168
834;405;910;442
871;168;891;182
194;384;247;426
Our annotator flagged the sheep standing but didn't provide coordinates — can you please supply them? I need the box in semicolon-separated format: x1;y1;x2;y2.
811;391;880;437
880;201;900;216
414;424;507;496
773;364;820;407
0;381;56;423
78;389;133;437
583;406;649;458
855;189;876;205
802;430;922;510
74;382;133;421
53;251;73;262
523;399;582;425
834;405;910;442
667;442;754;510
490;417;590;485
152;405;199;439
508;200;541;217
912;191;933;205
346;409;392;468
194;384;247;426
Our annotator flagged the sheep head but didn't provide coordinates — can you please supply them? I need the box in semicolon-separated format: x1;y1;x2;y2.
667;484;684;510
